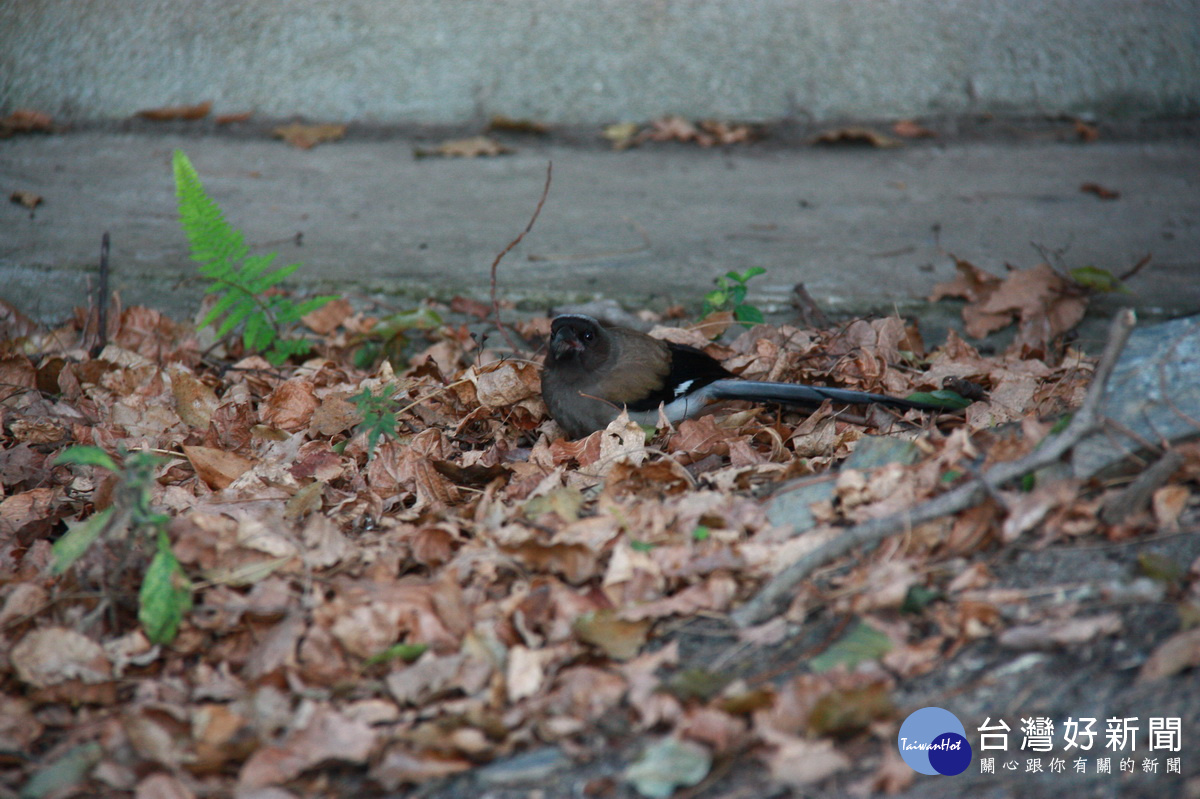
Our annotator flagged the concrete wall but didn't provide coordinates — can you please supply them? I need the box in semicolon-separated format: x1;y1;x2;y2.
2;0;1198;124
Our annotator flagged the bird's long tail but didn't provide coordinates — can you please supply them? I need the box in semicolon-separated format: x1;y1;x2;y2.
705;379;940;411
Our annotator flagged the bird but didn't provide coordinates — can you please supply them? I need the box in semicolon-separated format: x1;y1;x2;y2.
541;313;942;439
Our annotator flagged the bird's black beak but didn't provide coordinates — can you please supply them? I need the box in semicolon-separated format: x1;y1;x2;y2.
550;327;584;357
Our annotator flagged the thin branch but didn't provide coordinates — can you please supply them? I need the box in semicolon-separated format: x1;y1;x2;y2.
732;308;1137;628
490;161;552;354
90;232;111;357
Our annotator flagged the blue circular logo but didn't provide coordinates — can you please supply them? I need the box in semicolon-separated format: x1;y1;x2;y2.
897;707;972;776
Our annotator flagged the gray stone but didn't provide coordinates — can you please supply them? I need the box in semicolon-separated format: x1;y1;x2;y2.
475;746;570;787
1072;315;1200;479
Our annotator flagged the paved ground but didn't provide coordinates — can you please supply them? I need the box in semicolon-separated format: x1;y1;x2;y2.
2;122;1199;337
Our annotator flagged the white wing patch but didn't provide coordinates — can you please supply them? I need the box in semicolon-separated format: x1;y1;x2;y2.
672;379;694;398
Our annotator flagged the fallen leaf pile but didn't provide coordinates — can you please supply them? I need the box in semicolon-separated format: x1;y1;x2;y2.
604;116;757;150
0;291;1193;798
930;256;1132;357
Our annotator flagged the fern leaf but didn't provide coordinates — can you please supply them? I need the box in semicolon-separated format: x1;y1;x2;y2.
173;151;248;267
173;149;336;363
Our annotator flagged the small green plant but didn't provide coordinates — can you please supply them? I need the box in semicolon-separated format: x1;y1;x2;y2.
363;642;429;668
350;386;401;459
702;266;767;327
173;150;335;365
53;446;192;645
354;306;445;370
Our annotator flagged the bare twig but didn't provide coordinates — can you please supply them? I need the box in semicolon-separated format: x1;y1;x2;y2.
90;232;111;357
490;161;552;353
1099;449;1184;525
732;308;1137;627
1118;253;1152;283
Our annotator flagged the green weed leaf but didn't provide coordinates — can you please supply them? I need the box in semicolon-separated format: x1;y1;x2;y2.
139;531;193;644
52;507;115;575
53;445;119;472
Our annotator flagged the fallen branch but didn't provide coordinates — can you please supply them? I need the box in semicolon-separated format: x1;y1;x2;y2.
732;308;1137;628
490;161;552;354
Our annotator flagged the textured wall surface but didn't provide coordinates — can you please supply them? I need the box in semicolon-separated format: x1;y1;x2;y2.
2;0;1198;123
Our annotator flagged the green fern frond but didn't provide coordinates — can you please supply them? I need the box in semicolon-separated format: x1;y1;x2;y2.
173;151;249;268
172;150;335;365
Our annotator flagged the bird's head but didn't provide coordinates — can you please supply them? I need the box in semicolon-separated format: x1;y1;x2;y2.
548;314;609;369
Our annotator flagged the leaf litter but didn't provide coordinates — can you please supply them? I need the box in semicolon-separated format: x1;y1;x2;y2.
0;249;1197;798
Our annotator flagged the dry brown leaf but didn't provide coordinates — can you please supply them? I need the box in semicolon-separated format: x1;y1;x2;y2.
215;111;254;125
171;366;220;429
1137;625;1200;683
9;418;68;445
0;695;43;751
308;393;362;437
1152;485;1190;531
237;706;376;788
761;731;850;787
414;135;513;158
1080;182;1120;200
10;627;113;687
639;115;754;147
183;445;257;490
867;746;916;794
0;354;37;401
813;127;900;148
997;613;1122;649
9;190;42;209
487;114;549;134
469;361;540;406
137;101;213;121
1;487;64;541
1074;119;1100;142
261;378;319;431
572;609;651;660
135;771;196;799
371;744;472;790
301;297;352;334
892;119;936;139
0;108;54;136
273;122;346;149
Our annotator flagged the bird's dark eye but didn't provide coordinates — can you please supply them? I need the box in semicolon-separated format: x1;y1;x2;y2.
581;329;594;342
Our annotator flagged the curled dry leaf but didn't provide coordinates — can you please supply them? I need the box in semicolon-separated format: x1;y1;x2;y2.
997;612;1122;650
10;627;113;688
170;366;219;429
301;297;353;335
371;744;472;791
932;259;1088;350
261;378;319;431
469;361;541;406
572;609;652;660
183;445;257;490
760;731;850;787
0;696;44;751
237;706;376;789
137;101;213;121
0;108;54;136
1137;625;1200;683
892;119;936;139
813;127;900;148
1080;182;1120;200
9;190;43;209
272;122;347;149
414;135;513;158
